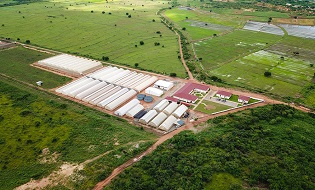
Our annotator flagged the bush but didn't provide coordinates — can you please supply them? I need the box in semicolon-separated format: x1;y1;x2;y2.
182;27;186;31
170;73;177;77
140;41;144;45
25;40;30;44
102;56;109;61
264;71;271;77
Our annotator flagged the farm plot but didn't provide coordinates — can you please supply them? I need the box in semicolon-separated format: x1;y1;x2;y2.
208;50;315;97
195;30;282;70
243;21;284;36
0;0;186;77
0;78;157;190
0;46;71;88
279;24;315;39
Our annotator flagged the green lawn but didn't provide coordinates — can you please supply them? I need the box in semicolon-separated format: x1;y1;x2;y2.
0;78;157;189
0;46;71;88
0;0;186;77
209;50;315;97
195;30;282;70
195;100;232;114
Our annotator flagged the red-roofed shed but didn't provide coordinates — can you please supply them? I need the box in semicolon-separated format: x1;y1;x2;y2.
216;90;232;99
238;95;250;103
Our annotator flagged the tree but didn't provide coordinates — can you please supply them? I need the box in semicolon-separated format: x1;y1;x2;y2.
25;40;30;44
293;51;299;56
91;10;94;13
170;73;177;77
135;45;137;47
128;14;131;18
310;64;314;67
135;63;139;67
152;19;155;22
140;41;144;45
1;24;4;27
102;11;105;14
126;13;129;15
17;38;20;41
213;33;217;37
264;71;271;77
102;56;109;61
182;27;186;31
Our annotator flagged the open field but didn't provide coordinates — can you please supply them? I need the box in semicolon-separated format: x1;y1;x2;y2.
0;46;71;88
0;78;157;189
208;50;315;97
194;30;282;70
106;105;315;189
0;0;186;77
195;100;232;114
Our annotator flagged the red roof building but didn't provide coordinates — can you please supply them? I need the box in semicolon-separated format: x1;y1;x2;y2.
172;83;209;103
238;95;250;103
216;90;232;99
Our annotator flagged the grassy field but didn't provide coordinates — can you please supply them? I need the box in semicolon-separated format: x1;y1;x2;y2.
208;50;315;97
0;46;71;88
195;100;232;114
0;77;157;189
194;30;282;70
0;0;186;77
106;105;315;190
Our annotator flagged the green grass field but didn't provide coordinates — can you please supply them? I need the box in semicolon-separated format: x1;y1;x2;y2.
195;100;232;114
208;50;315;97
0;0;186;77
0;78;157;189
0;46;71;88
194;30;282;70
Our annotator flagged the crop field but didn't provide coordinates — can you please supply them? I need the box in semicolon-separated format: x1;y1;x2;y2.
195;100;232;114
208;50;315;97
194;30;282;70
0;78;157;189
0;0;186;77
0;46;71;88
164;8;243;40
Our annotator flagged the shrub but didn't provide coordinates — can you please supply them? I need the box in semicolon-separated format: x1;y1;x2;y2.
135;63;139;67
170;73;177;77
25;40;30;44
264;71;271;77
102;56;109;61
140;41;144;45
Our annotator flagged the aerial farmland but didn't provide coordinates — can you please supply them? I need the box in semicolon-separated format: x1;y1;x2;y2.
1;0;315;189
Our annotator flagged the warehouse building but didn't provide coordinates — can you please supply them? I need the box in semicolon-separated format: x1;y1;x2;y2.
154;80;174;91
173;82;209;103
145;87;164;97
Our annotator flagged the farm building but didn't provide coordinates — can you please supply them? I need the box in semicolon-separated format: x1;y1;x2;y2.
153;99;169;112
154;80;174;91
87;67;157;91
173;82;209;103
38;54;102;76
105;89;137;110
139;110;158;124
159;115;177;131
126;104;144;118
216;90;232;99
148;112;168;128
238;95;250;103
145;87;163;97
114;99;140;116
163;102;179;115
172;105;188;118
134;110;147;119
97;88;128;107
75;82;108;100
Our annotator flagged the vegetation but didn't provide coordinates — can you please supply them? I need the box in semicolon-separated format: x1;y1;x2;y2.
107;105;315;190
0;0;186;77
0;78;156;189
195;100;233;114
0;46;70;89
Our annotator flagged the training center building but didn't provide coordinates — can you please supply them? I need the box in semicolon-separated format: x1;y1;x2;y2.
216;90;232;99
172;82;209;103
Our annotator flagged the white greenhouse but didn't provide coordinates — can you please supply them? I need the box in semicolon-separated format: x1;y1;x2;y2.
148;112;168;128
56;77;87;93
89;86;122;105
139;110;158;124
126;104;144;118
105;89;137;111
145;87;163;97
159;115;177;131
97;88;129;107
114;99;140;116
61;78;94;95
163;102;179;115
82;84;115;103
153;99;169;112
134;76;158;92
68;80;100;97
172;104;188;118
75;82;108;100
38;54;102;76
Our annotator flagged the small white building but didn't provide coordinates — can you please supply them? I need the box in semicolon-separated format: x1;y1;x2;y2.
238;95;250;103
154;80;174;91
216;90;232;99
145;87;164;97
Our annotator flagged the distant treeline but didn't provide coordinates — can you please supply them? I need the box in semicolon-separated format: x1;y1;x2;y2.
0;0;42;7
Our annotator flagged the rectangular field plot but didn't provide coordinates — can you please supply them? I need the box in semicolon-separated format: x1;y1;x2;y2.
243;21;284;36
279;24;315;39
195;100;233;114
208;50;315;97
195;30;282;70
